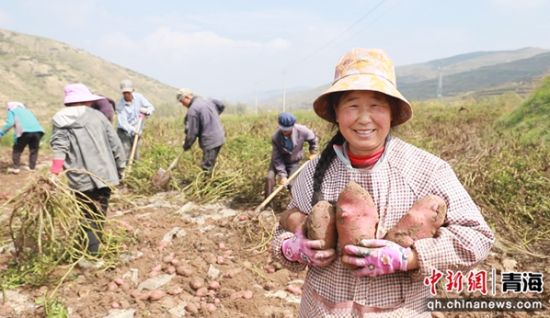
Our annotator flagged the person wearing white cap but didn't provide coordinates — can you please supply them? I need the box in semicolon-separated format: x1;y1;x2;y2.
0;102;44;173
115;79;155;160
50;83;126;258
177;88;225;173
271;49;494;317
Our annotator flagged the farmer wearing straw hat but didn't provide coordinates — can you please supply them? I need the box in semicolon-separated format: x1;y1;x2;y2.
116;79;155;160
272;49;494;317
264;112;318;199
0;102;44;174
50;83;126;257
177;88;225;173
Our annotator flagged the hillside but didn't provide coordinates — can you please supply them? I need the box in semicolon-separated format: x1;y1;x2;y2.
498;76;550;144
399;52;550;100
261;47;550;109
1;97;549;317
0;28;177;118
396;47;548;83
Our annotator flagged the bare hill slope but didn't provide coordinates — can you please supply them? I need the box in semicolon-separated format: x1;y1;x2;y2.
0;28;177;118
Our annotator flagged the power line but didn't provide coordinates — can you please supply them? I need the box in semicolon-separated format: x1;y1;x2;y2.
285;0;387;70
345;0;399;43
254;1;389;110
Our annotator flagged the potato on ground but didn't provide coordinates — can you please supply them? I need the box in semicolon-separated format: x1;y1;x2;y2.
305;200;336;249
336;181;378;252
384;194;447;247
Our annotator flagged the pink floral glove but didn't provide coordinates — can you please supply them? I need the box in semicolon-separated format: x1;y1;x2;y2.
281;230;336;267
342;239;412;277
50;159;65;175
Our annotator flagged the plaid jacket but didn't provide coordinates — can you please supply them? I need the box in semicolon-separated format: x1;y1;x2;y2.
272;136;494;317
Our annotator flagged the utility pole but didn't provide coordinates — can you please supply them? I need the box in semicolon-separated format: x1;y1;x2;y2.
282;87;286;112
282;69;286;112
254;81;258;114
437;67;443;98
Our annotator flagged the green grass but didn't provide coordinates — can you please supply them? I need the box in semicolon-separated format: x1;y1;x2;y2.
128;110;332;206
1;89;548;248
117;95;550;249
397;99;549;246
498;77;550;144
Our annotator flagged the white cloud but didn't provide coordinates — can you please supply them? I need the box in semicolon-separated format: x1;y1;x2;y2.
19;0;110;29
97;32;140;52
267;38;291;50
95;26;290;66
142;27;289;52
92;27;292;98
0;9;13;24
490;0;547;10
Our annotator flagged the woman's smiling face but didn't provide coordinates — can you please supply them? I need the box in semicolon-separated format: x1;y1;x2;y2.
335;90;392;156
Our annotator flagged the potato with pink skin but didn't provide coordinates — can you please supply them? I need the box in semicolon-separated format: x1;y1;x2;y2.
279;207;306;233
279;201;337;249
384;194;447;247
305;200;336;249
148;289;166;301
336;181;378;252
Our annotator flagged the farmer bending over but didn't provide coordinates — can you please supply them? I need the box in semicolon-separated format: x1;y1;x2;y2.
0;102;44;174
177;88;225;174
91;95;116;122
264;112;318;199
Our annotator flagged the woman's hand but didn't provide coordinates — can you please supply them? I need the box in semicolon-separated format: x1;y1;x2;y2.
341;239;415;277
282;229;336;267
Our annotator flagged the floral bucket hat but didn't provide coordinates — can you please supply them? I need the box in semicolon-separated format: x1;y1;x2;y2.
313;48;412;126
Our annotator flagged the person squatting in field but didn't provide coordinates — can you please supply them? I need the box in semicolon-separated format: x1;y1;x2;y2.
271;48;494;317
50;83;126;256
264;112;318;199
116;79;155;160
0;101;44;174
177;88;225;174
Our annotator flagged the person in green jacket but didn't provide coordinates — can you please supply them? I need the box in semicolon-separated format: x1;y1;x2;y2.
0;102;44;174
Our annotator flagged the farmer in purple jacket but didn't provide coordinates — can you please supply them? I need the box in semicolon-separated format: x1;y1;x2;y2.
265;112;318;198
177;88;225;173
91;96;116;122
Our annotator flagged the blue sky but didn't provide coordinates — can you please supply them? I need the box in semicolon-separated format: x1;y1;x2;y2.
1;0;550;101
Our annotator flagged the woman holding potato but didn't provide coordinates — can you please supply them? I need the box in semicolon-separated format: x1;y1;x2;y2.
271;48;494;317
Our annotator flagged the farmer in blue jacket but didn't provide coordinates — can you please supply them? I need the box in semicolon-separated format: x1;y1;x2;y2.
0;102;44;174
265;112;318;198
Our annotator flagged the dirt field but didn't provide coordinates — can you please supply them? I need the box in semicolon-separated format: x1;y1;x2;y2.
0;152;548;318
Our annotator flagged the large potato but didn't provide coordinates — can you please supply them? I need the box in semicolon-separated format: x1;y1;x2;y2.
279;207;306;233
305;200;336;249
336;181;378;252
384;195;447;247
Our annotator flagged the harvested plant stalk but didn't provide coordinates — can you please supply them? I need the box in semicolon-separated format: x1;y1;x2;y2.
4;174;124;289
